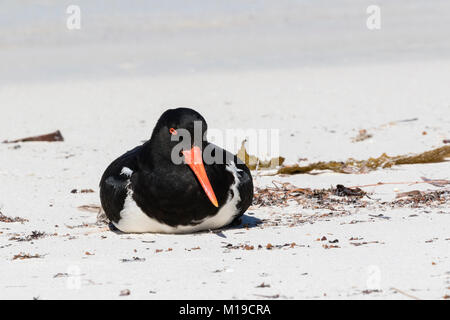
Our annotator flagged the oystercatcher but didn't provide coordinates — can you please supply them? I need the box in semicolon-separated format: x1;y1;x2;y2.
100;108;254;233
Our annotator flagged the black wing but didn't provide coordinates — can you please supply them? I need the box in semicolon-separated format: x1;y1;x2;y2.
234;156;254;218
217;145;254;219
99;146;142;223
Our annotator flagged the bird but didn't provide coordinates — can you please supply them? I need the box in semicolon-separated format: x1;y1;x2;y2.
100;108;254;233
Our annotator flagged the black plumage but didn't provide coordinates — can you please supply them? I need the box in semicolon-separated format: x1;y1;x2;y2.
100;108;253;233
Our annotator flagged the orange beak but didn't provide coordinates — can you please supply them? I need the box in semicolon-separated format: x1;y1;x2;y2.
182;146;219;208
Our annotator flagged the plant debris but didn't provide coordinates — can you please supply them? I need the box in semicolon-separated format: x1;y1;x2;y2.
421;177;450;187
119;289;131;296
121;257;146;263
0;212;28;223
254;182;450;210
369;214;390;220
352;129;372;142
12;253;43;260
322;244;340;249
253;182;368;209
396;190;423;199
53;273;69;278
3;130;64;143
362;289;382;294
253;294;280;299
237;141;285;170
335;184;366;197
9;231;47;242
77;204;102;214
71;189;95;194
391;190;450;207
350;241;381;247
96;208;109;225
223;242;297;251
251;181;449;229
256;282;271;288
276;145;450;175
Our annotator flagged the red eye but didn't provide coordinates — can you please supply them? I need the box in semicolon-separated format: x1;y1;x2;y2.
169;128;177;135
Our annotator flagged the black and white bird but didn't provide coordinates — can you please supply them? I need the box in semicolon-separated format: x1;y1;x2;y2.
100;108;253;233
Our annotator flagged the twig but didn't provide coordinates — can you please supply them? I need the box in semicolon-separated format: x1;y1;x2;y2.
349;180;449;189
391;287;421;300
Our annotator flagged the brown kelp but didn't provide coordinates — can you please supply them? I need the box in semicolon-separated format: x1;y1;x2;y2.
237;141;285;170
239;144;450;175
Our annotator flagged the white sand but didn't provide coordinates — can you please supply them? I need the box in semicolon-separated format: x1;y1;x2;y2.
0;1;449;300
1;61;449;300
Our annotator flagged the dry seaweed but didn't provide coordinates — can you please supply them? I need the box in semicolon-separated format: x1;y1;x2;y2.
391;190;449;207
3;130;64;143
253;182;449;214
9;231;47;242
12;253;43;260
253;182;367;211
277;145;450;175
335;185;366;197
223;242;297;251
396;190;423;199
237;141;285;170
0;212;28;223
237;142;449;175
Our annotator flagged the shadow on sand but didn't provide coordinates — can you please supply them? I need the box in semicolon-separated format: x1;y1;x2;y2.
227;213;262;230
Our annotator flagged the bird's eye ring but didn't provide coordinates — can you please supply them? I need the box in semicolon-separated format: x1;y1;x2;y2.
169;128;178;135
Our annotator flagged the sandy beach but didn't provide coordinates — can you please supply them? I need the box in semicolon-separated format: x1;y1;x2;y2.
0;1;449;300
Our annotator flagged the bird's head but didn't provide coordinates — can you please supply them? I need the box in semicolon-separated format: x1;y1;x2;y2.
146;107;218;207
